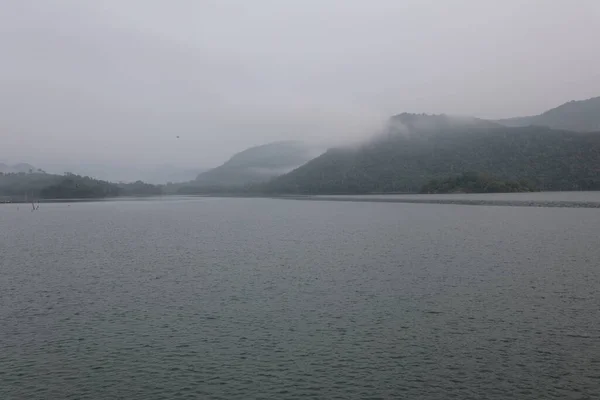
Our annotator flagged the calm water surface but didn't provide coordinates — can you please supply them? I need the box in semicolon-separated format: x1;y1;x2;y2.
1;197;599;399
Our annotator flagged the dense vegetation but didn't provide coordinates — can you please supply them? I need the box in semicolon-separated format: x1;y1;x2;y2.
118;180;163;196
420;173;537;194
39;174;121;199
262;115;600;194
0;172;162;200
497;96;600;132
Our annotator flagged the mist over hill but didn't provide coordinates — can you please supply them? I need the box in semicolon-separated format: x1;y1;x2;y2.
261;113;600;194
192;141;321;188
5;95;600;197
0;163;38;174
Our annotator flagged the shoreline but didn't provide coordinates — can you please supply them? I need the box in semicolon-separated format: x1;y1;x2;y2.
3;192;600;209
271;195;600;208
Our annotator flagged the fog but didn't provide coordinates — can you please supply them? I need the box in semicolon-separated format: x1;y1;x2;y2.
1;0;599;180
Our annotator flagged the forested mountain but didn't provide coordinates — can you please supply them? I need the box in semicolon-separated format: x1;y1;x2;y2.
193;141;318;187
5;96;600;198
262;114;600;194
497;96;600;132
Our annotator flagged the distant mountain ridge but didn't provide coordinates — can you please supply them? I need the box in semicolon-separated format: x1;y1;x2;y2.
497;96;600;132
193;141;320;187
260;96;600;194
5;95;600;196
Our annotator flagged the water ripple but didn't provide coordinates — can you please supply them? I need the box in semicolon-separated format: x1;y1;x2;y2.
1;198;599;399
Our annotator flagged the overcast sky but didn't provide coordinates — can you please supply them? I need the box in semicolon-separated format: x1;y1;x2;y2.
2;0;599;170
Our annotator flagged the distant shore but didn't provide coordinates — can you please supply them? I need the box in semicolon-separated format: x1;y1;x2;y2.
3;192;600;209
271;194;600;208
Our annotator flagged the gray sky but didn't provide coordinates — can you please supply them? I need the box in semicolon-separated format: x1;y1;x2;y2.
2;0;599;171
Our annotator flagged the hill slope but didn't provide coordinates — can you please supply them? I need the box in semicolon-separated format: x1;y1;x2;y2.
263;115;600;194
497;96;600;132
194;141;319;187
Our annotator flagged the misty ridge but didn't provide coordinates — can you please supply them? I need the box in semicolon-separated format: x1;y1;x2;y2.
0;163;39;175
192;141;323;188
3;0;600;195
181;95;600;195
3;95;600;201
262;100;600;194
497;96;600;132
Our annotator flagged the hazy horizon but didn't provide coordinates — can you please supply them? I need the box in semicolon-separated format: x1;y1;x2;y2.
2;0;600;179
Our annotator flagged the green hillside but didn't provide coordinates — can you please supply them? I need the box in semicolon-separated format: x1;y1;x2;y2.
262;115;600;194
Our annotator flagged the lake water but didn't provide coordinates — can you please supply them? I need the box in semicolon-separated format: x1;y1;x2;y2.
1;196;599;399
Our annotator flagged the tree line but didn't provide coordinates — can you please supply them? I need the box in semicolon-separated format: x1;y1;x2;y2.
0;172;163;200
